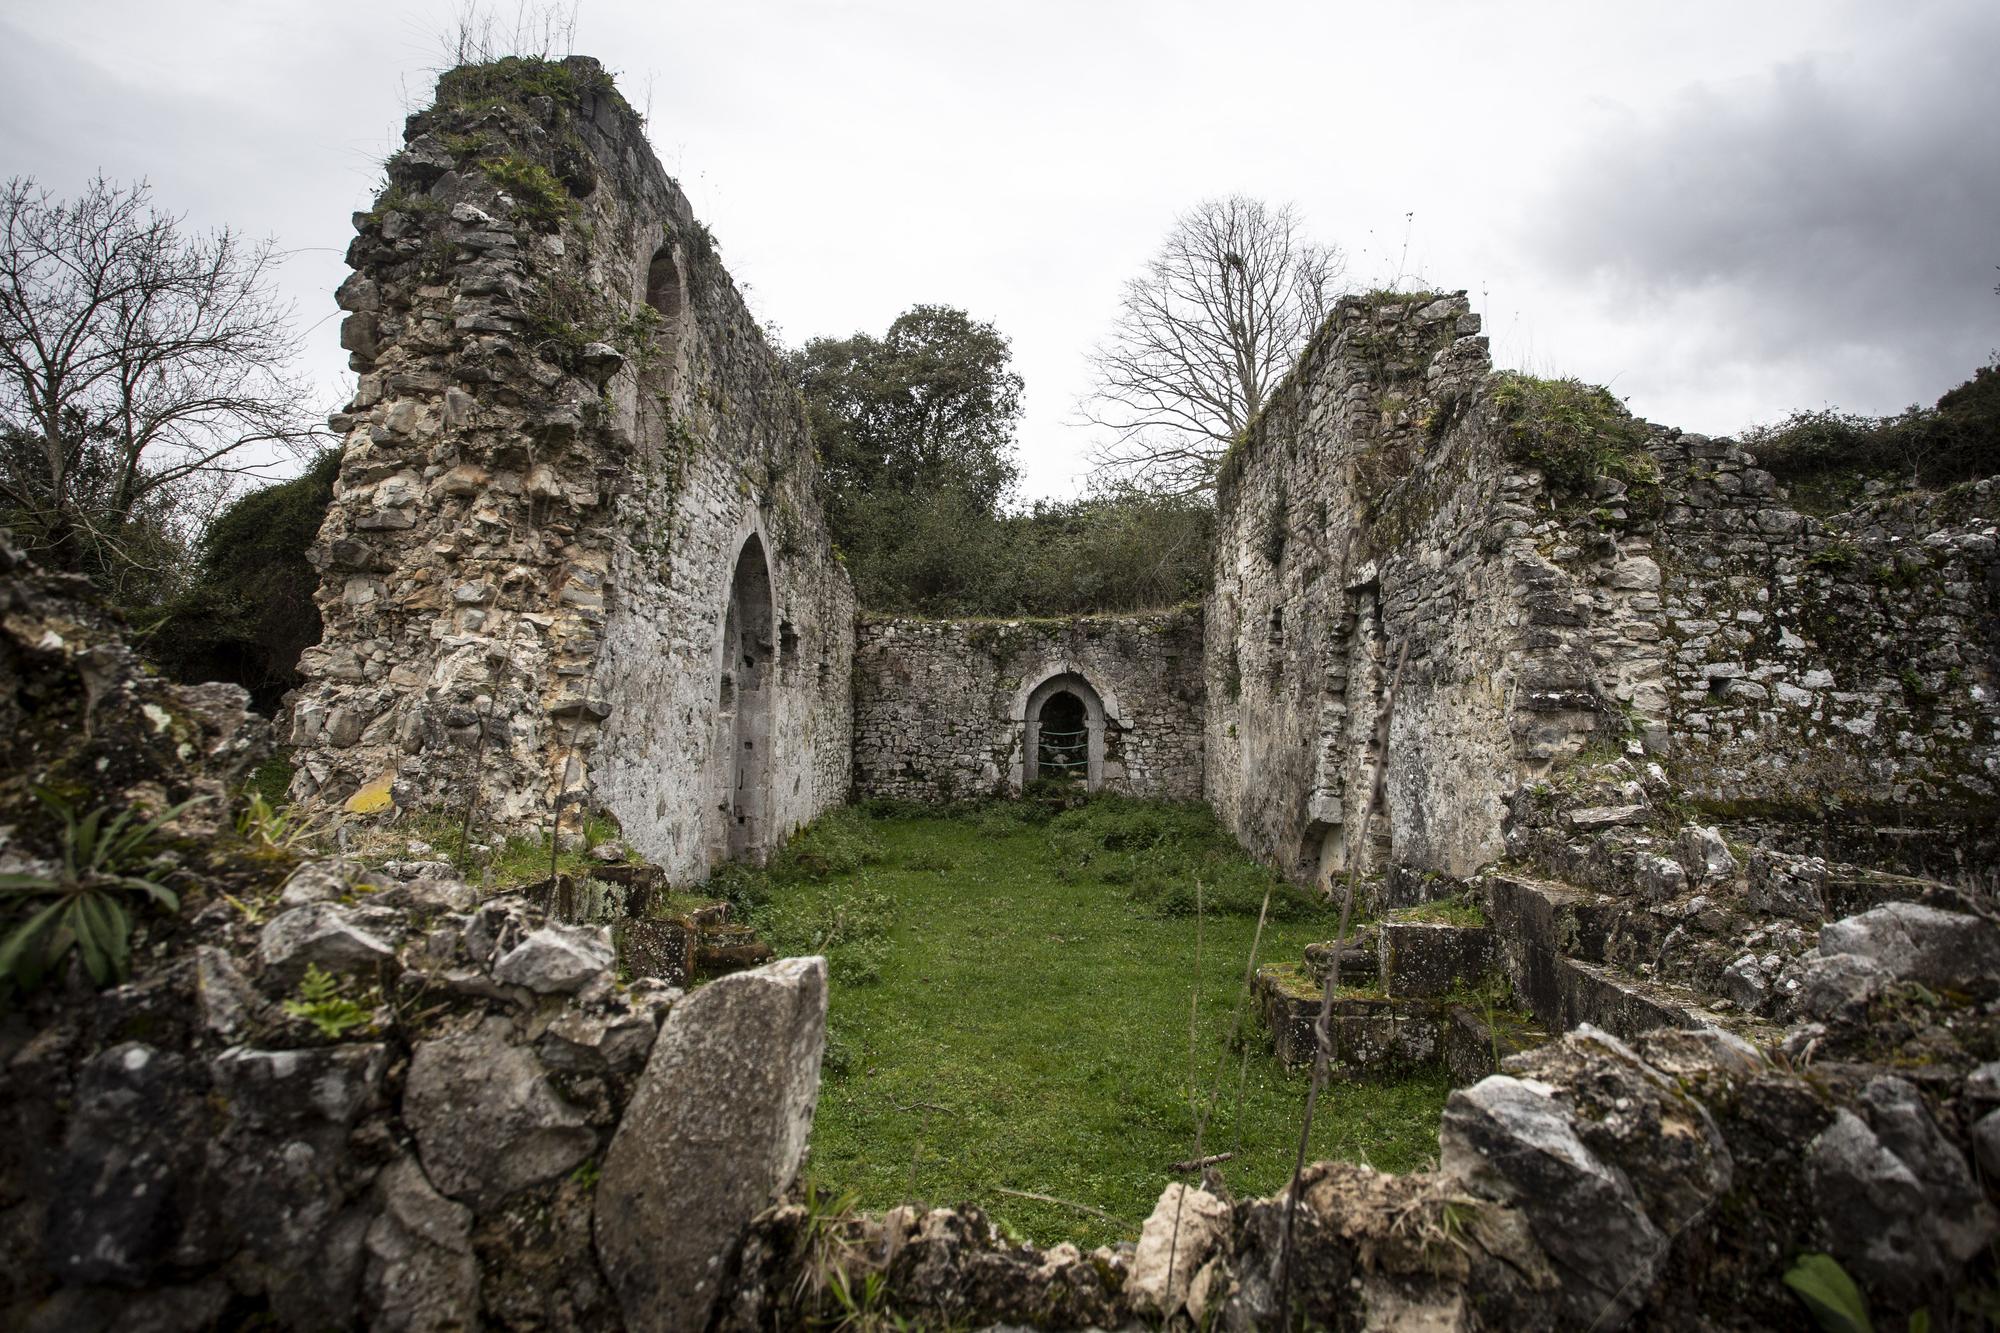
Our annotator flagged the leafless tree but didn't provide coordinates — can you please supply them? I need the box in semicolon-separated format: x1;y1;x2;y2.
0;176;317;592
1082;196;1344;496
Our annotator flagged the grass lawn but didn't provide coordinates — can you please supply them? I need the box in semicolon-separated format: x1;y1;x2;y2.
729;798;1452;1249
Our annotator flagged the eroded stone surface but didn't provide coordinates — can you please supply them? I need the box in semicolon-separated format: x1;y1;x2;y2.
595;956;828;1332
405;1016;597;1211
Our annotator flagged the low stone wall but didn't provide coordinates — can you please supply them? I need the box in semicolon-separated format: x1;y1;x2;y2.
851;609;1205;803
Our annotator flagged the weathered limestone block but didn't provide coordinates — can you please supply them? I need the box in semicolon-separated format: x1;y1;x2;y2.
1126;1183;1232;1316
1502;1025;1730;1237
257;902;396;986
594;956;828;1333
362;1157;479;1333
404;1016;597;1212
1809;1080;1996;1306
1440;1074;1666;1325
490;923;614;994
1819;902;2000;995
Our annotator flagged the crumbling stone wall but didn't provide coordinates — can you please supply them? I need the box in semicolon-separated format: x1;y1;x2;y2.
1209;290;2000;890
291;58;852;881
851;609;1205;802
1206;292;1603;884
1653;453;1998;866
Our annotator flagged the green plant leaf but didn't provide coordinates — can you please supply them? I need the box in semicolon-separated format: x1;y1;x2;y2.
1784;1252;1873;1333
0;896;69;985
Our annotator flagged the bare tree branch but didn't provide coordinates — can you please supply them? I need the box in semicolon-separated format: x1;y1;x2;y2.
1081;196;1345;496
0;176;322;594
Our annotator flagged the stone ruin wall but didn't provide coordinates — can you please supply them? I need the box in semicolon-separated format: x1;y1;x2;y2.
1206;292;1593;885
851;610;1205;802
1210;291;2000;892
291;58;853;883
1651;450;1998;870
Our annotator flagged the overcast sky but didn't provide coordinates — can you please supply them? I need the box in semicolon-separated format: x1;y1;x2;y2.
4;0;1994;498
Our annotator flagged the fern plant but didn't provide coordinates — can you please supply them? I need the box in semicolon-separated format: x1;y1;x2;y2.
0;793;202;991
282;964;372;1039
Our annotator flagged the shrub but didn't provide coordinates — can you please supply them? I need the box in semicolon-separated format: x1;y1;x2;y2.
144;451;338;710
1490;373;1656;494
1744;364;2000;503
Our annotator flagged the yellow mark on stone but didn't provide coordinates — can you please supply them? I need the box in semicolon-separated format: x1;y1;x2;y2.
344;774;396;815
142;702;174;733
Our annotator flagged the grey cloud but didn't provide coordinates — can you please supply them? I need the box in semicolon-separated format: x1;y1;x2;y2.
1528;5;2000;414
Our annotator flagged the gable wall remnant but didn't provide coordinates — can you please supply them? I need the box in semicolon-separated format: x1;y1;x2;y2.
851;609;1205;803
1206;292;1577;884
1208;291;1999;891
291;58;852;882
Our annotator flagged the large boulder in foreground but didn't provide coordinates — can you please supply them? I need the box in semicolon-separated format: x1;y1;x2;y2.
594;955;828;1333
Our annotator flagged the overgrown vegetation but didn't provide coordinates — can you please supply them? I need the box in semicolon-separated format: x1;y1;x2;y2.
1743;363;2000;511
1042;794;1329;920
788;305;1215;615
433;54;623;115
283;963;374;1039
144;450;338;709
0;792;199;995
741;800;1446;1247
479;154;573;227
1490;372;1659;497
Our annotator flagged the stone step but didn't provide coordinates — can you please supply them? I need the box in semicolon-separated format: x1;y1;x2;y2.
1255;965;1439;1076
1378;920;1494;999
1479;869;1752;1044
1439;1003;1550;1086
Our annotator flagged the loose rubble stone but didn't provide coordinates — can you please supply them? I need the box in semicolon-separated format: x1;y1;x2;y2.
405;1016;597;1211
1126;1183;1232;1316
492;923;615;994
595;956;828;1333
1747;850;1827;922
258;902;396;986
1792;950;1893;1024
1673;828;1734;886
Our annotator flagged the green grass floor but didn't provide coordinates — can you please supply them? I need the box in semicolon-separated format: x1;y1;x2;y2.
767;810;1451;1249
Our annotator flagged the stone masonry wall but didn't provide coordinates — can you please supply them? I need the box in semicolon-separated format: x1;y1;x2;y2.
1207;292;1615;885
1654;452;1999;867
1209;289;1999;891
852;610;1205;802
291;59;852;883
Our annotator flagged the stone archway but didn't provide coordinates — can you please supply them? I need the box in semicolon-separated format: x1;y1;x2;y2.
715;533;774;862
1021;671;1109;790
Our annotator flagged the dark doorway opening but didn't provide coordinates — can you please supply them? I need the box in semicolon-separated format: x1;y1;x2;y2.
1036;690;1089;782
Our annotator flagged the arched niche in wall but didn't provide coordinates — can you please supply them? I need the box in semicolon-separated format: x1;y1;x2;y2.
642;243;688;400
715;532;775;863
1018;670;1112;791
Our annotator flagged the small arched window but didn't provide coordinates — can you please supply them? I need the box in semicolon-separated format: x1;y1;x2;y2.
643;245;686;396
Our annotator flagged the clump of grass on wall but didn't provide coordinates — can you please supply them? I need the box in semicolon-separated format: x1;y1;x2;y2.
1490;372;1657;494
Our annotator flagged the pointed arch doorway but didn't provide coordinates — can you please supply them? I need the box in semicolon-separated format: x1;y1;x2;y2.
715;533;774;863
